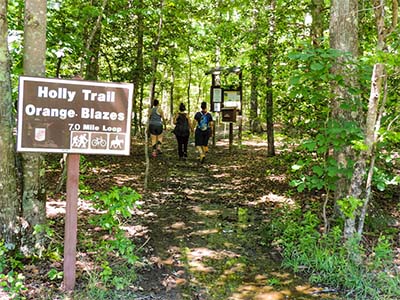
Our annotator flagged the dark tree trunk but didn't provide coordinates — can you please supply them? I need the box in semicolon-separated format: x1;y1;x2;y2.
0;0;20;246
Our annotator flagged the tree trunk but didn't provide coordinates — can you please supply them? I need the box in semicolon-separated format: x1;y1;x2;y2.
131;0;144;135
265;0;276;156
0;0;20;247
357;0;397;235
329;0;359;238
21;0;47;254
310;0;324;47
249;7;260;133
148;0;164;103
84;0;107;80
170;70;175;125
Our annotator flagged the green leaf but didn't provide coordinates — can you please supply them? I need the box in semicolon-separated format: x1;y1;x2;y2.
312;165;324;177
310;62;324;71
290;76;301;85
297;183;306;192
303;140;316;151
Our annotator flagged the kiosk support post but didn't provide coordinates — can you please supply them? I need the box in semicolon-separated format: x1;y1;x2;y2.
229;122;233;151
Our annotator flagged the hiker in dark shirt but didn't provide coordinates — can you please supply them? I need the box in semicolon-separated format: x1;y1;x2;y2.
172;103;192;160
193;101;213;163
148;99;166;157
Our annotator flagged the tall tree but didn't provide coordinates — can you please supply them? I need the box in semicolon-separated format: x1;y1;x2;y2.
265;0;276;156
249;5;261;133
148;0;164;103
131;0;145;135
310;0;324;47
0;0;20;247
84;0;108;80
354;0;398;236
21;0;47;253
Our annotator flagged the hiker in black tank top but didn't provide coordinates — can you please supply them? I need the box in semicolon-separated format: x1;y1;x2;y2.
148;99;166;157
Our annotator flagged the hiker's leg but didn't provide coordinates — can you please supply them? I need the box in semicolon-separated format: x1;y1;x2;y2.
151;134;157;149
156;133;163;153
150;134;157;157
196;146;204;157
182;136;189;157
177;136;184;158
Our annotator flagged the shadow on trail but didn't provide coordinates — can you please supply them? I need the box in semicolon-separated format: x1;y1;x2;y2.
136;134;339;300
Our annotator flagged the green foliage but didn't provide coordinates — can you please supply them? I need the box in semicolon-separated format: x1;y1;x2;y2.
47;268;63;281
290;119;362;193
33;222;63;261
337;196;363;219
90;186;141;231
263;209;400;299
0;241;27;299
87;186;141;290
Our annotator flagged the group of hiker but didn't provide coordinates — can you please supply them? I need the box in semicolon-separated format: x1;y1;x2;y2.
147;100;213;163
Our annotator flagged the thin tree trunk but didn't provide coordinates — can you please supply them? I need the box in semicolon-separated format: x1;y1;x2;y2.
187;48;192;115
131;0;144;135
148;0;164;103
249;7;260;133
310;0;324;47
85;0;107;80
265;0;276;157
21;0;47;254
170;70;175;125
0;0;20;246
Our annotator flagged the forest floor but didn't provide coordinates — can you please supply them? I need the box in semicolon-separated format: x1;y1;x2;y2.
16;128;398;300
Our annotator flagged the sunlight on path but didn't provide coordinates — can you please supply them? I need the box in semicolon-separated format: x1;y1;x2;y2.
142;138;340;300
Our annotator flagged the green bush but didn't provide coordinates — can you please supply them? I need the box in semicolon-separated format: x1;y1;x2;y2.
87;186;141;290
264;209;400;299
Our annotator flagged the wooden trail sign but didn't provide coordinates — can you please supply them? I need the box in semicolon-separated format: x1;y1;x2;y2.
17;76;133;156
16;76;134;291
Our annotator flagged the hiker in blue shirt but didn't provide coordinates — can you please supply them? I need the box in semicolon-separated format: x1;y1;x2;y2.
148;99;166;157
193;101;213;163
172;103;193;160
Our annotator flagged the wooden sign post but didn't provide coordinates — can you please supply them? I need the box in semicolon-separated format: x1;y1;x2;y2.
16;76;134;292
63;154;80;290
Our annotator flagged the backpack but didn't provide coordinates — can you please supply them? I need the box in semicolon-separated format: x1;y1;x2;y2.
198;113;209;131
173;113;190;136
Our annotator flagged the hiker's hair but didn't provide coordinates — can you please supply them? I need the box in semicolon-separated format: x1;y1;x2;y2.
201;101;207;110
152;99;159;107
179;103;186;112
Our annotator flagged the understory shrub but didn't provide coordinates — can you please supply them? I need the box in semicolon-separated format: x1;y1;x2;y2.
86;186;142;290
264;208;400;300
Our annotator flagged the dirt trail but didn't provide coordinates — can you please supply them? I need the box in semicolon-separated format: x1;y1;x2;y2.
130;133;339;300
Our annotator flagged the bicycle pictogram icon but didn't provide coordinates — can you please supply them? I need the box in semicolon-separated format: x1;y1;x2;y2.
91;135;107;148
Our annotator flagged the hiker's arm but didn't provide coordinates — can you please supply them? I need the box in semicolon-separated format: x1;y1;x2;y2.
192;117;197;131
160;108;167;129
187;116;194;133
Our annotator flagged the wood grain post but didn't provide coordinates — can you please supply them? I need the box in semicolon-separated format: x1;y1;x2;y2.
63;154;80;291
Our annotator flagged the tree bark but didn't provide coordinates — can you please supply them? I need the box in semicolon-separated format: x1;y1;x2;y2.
310;0;324;47
0;0;20;247
265;0;276;156
148;0;164;103
84;0;108;80
249;7;260;133
329;0;359;238
21;0;47;254
131;0;144;135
